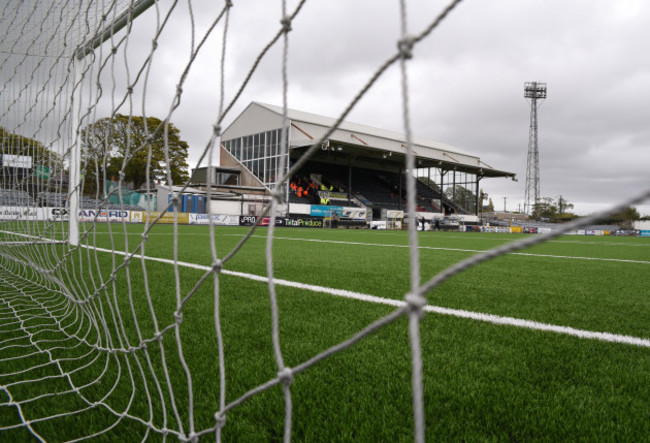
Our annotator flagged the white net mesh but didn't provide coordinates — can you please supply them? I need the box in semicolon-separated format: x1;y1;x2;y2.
1;0;649;441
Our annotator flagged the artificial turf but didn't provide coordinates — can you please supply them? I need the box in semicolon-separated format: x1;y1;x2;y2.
0;224;648;441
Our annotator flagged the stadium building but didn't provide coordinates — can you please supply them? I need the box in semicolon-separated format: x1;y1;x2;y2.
191;102;516;225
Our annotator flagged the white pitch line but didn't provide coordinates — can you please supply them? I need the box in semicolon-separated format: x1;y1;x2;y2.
87;245;650;348
234;234;650;265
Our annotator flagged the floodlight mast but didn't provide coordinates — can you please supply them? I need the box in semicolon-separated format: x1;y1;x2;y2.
523;81;547;216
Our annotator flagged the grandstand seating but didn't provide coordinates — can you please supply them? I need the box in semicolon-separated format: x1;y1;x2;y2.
290;161;456;213
0;189;36;207
37;191;66;207
0;190;141;211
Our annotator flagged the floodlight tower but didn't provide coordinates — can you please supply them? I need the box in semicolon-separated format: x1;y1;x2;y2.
523;81;547;215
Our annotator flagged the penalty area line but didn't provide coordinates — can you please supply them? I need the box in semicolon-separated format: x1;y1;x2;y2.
86;244;650;349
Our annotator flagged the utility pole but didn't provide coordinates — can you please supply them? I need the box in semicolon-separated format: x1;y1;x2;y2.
524;81;547;215
503;196;507;212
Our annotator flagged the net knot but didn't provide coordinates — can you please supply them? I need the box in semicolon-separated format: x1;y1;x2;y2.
151;40;158;50
141;233;148;241
214;412;227;427
212;124;221;136
174;311;183;324
145;134;155;144
127;86;133;94
176;85;183;95
398;36;415;60
272;189;285;204
154;331;163;342
278;367;294;385
280;16;292;33
118;170;126;178
405;292;427;316
111;46;118;55
212;260;223;272
225;0;233;8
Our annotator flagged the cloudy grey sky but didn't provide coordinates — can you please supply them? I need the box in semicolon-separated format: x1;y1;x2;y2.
103;0;650;216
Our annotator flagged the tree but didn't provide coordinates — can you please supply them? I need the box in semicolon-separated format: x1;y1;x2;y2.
80;115;189;196
598;206;640;227
531;197;556;220
444;185;476;213
531;195;577;222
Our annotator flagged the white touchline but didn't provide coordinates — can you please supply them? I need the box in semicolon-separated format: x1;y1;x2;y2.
87;245;650;348
232;234;650;265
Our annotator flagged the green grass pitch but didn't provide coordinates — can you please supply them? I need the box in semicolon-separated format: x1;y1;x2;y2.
1;224;649;441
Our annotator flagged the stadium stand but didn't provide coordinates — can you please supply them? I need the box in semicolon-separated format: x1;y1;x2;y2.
37;191;67;207
289;160;462;215
0;189;36;207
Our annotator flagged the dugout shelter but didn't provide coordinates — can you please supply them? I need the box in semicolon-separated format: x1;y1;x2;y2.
198;102;516;222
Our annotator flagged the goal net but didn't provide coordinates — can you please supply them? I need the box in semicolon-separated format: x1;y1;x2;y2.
1;0;649;441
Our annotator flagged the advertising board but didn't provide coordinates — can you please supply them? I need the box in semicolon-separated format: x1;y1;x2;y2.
49;208;69;221
130;211;189;224
190;214;239;226
238;216;285;227
78;209;129;223
0;206;47;221
239;215;323;228
310;205;343;217
283;217;323;228
1;154;32;169
480;226;511;233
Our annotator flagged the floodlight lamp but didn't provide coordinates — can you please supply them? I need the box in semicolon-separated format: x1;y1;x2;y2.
524;81;547;99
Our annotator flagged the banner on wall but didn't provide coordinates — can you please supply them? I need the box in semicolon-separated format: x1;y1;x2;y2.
480;226;511;233
238;215;282;227
50;208;69;221
130;211;189;224
310;205;343;217
78;209;129;223
239;215;323;228
190;214;239;225
0;206;47;221
283;217;323;228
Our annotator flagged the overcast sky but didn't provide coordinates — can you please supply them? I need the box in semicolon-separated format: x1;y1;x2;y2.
109;0;650;216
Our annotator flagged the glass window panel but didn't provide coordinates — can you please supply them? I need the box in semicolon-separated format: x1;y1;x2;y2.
262;157;267;184
234;138;241;160
269;130;277;157
253;134;259;159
